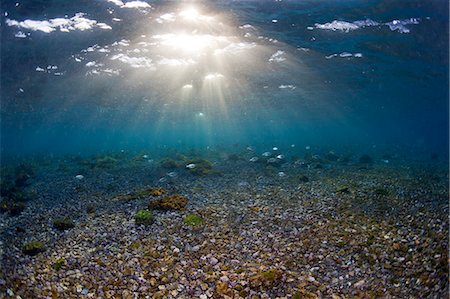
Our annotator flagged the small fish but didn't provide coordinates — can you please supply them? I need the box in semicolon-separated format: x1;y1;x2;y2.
276;154;285;159
262;152;272;157
382;159;389;164
159;177;167;182
186;163;196;169
273;147;278;151
305;146;311;150
142;154;149;159
267;157;277;163
167;171;177;177
291;144;295;148
249;157;259;162
278;171;286;177
75;175;84;180
246;146;254;151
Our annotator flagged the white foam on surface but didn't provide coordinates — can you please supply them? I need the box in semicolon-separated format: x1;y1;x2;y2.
326;52;363;59
279;85;296;90
110;54;154;69
158;58;196;66
339;52;353;58
214;42;256;55
315;20;359;32
314;18;420;33
107;0;124;5
386;18;420;33
240;24;256;30
121;1;151;9
86;61;103;67
156;13;176;24
14;31;27;38
269;50;286;62
204;73;224;80
6;13;112;33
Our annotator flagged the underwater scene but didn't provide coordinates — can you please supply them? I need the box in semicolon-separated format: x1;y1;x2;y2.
0;0;449;298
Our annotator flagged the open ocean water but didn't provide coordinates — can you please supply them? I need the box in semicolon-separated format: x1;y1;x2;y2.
0;0;449;298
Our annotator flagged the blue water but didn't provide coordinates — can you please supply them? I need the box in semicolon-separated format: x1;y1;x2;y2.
1;0;448;159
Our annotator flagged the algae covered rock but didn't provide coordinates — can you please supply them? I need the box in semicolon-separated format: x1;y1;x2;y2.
325;151;339;162
86;204;96;214
15;163;34;187
0;178;16;197
95;156;117;168
137;187;165;197
135;209;154;225
22;240;45;255
227;153;241;162
250;269;283;288
185;158;216;176
53;217;75;230
336;186;350;193
288;174;309;185
183;214;204;226
160;159;180;169
0;200;26;216
149;195;188;211
12;191;37;202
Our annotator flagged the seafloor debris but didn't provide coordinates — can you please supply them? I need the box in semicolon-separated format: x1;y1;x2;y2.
0;150;447;298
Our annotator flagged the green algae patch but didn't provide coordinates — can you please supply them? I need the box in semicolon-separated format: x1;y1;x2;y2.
135;210;154;225
53;258;65;271
183;214;204;226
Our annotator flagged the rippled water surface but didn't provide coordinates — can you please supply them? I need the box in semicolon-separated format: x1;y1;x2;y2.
1;0;448;155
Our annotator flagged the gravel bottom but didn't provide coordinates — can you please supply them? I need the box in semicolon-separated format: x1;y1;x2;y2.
0;155;448;298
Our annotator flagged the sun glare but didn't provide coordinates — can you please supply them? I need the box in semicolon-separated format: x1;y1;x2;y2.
152;33;228;53
179;8;200;21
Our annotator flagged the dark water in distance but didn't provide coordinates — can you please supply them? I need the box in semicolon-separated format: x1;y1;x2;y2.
1;0;448;160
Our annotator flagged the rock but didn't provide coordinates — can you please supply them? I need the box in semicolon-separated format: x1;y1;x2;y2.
354;279;365;288
209;257;219;265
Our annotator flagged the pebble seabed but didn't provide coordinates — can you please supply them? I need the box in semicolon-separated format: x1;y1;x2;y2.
0;153;448;298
